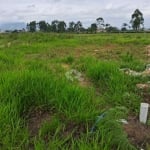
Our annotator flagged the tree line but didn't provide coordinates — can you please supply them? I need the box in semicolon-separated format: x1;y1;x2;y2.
26;9;145;33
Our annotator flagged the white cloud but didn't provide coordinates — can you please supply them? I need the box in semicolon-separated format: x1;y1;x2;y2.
0;0;150;28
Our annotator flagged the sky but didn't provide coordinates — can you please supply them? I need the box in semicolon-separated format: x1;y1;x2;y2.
0;0;150;28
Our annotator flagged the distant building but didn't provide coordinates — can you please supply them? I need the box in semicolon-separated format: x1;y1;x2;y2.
97;28;106;33
144;28;150;32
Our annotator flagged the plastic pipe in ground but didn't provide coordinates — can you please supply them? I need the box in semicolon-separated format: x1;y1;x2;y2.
139;103;149;124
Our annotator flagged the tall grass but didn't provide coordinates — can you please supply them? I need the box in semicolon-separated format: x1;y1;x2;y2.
0;70;97;148
0;70;97;119
81;57;140;112
0;32;148;149
120;52;145;71
0;69;136;149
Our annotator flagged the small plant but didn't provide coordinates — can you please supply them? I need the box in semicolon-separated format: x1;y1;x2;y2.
63;55;74;64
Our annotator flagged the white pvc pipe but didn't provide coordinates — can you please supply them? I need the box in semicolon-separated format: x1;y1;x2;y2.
139;103;149;124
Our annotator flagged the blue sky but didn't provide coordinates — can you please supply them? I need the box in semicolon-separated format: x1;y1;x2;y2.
0;0;150;28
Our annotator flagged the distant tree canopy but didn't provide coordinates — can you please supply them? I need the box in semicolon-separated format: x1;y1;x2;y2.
51;20;59;32
27;21;36;32
26;9;145;33
26;19;118;33
57;21;66;32
106;26;119;32
130;9;144;31
90;23;97;33
68;21;75;32
121;23;129;31
74;21;83;33
38;21;49;32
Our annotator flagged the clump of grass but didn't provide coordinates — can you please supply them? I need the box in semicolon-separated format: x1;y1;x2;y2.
62;55;74;64
0;70;96;119
121;52;133;62
0;52;21;72
61;107;135;150
8;33;19;41
0;70;97;148
0;70;135;150
94;107;136;150
81;57;140;112
0;52;14;65
39;116;62;139
0;102;29;149
24;60;48;71
120;52;145;71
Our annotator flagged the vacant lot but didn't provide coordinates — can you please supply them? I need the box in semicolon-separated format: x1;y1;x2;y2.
0;32;149;150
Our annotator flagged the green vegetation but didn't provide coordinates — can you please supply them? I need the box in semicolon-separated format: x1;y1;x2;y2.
24;9;145;33
79;57;140;112
0;32;149;150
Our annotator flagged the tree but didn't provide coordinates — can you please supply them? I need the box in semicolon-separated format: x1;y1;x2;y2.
106;26;119;32
51;20;59;32
105;23;111;28
90;23;97;33
74;21;82;33
38;21;48;32
105;23;111;32
130;9;144;31
47;23;52;32
57;21;66;32
27;21;36;32
68;21;75;32
96;17;104;30
121;23;128;32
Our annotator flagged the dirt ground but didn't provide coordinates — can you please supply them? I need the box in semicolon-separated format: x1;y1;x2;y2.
124;115;150;149
27;108;53;137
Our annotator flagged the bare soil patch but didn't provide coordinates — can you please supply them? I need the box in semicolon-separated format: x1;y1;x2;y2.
123;116;150;149
61;63;70;70
79;76;92;87
140;90;150;104
26;108;87;139
146;45;150;57
27;108;53;137
136;84;150;91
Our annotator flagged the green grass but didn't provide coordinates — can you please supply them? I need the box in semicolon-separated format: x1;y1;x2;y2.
0;32;149;149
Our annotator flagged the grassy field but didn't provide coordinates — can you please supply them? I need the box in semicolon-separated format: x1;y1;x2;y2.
0;32;150;150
